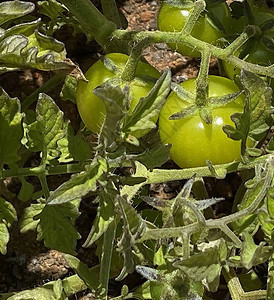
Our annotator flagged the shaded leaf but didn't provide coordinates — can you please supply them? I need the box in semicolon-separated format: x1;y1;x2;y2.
35;202;81;254
83;189;115;248
20;202;45;233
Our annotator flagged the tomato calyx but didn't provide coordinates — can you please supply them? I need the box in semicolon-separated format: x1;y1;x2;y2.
169;82;244;125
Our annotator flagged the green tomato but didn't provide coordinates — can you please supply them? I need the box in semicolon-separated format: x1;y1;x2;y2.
76;53;159;135
157;1;230;57
159;76;245;168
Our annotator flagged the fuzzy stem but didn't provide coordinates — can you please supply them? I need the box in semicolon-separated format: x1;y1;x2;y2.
59;0;117;52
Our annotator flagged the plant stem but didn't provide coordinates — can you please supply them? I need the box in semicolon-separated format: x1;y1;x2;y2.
112;29;273;77
195;48;211;108
59;0;117;52
223;268;267;300
181;0;206;36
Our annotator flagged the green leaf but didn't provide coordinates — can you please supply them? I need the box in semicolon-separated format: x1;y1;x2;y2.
208;91;243;108
20;202;45;233
0;20;75;72
241;232;272;269
24;93;66;162
242;70;273;140
47;157;107;205
95;81;125;150
83;189;115;248
57;123;92;163
0;87;23;167
0;1;35;26
0;197;17;226
116;196;147;281
137;144;171;169
122;70;171;136
38;0;65;21
224;71;273;148
35;202;81;254
64;254;99;290
18;176;34;202
0;197;17;254
60;75;78;103
53;279;68;300
174;245;224;292
7;287;57;300
0;223;9;255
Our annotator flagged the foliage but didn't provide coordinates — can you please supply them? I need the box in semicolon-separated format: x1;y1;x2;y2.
0;1;273;300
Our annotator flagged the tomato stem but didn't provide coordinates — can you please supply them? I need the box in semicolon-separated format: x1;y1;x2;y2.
59;0;119;52
181;0;206;36
224;25;256;56
195;48;211;111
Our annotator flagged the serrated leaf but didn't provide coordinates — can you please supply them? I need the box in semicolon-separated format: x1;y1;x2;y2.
83;189;115;248
57;122;92;163
35;202;81;254
137;144;171;169
0;20;75;72
174;247;222;292
116;196;147;281
38;0;65;21
233;179;266;234
0;1;35;26
47;157;107;205
241;233;272;269
64;254;99;290
241;70;273;140
20;202;45;233
0;197;17;254
0;197;17;226
60;75;78;103
95;81;125;149
122;70;171;136
223;112;247;141
25;93;66;162
0;87;23;167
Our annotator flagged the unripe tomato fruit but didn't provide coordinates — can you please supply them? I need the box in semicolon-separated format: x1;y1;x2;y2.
159;76;245;168
76;53;159;134
157;1;230;57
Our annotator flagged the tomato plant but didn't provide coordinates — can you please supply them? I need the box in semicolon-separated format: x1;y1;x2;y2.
159;76;245;168
157;0;231;57
222;0;274;87
76;53;159;135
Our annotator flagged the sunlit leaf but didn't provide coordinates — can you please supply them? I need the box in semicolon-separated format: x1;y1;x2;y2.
0;87;23;167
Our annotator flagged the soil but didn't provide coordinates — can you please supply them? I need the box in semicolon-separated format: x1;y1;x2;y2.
0;1;270;299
